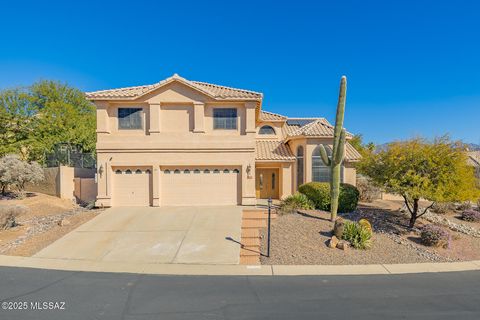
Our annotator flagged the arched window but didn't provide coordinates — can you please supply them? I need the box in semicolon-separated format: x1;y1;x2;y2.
125;169;132;174
213;169;220;174
174;169;181;174
184;169;190;174
312;145;343;182
204;169;210;174
194;169;200;174
233;169;239;174
296;146;304;188
259;125;275;135
223;169;230;173
145;169;151;174
164;169;171;174
135;169;142;174
115;169;122;174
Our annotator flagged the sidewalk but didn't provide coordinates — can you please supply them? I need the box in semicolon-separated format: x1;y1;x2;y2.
1;255;479;276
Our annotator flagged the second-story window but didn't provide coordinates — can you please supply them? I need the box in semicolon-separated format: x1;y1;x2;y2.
213;108;237;130
118;108;142;130
259;125;275;135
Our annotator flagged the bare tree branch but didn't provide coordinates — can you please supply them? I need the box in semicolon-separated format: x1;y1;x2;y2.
417;201;436;218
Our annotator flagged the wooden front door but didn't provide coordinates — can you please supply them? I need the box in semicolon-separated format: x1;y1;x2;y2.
255;168;279;199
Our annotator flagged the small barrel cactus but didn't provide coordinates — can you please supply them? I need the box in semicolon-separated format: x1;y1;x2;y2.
333;217;345;238
358;218;372;234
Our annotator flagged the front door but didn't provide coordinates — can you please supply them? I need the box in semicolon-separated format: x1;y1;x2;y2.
255;168;279;199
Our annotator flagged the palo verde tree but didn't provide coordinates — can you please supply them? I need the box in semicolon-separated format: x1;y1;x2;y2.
358;137;479;228
318;76;347;221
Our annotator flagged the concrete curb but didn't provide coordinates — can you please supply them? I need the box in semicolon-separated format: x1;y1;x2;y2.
0;255;479;276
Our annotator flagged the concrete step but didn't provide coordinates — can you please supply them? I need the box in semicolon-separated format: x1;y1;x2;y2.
241;219;267;229
240;248;261;257
243;211;278;220
241;229;260;239
241;237;260;247
240;255;260;265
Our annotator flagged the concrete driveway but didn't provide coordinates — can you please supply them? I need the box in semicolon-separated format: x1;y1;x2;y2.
34;206;242;265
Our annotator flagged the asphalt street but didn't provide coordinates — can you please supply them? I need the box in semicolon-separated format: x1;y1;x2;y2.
0;266;479;319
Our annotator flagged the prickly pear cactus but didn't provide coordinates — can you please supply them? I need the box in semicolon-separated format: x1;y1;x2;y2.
319;76;347;221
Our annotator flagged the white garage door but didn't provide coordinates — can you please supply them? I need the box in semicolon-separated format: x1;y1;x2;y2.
161;167;241;206
113;168;152;206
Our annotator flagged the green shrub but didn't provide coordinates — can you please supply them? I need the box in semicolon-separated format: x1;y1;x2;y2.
342;221;372;249
279;192;314;214
298;182;330;210
298;182;360;213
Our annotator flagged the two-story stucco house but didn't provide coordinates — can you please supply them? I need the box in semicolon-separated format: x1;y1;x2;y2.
86;74;360;207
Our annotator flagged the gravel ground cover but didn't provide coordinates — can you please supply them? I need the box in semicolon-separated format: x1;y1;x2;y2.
0;192;101;256
260;201;480;265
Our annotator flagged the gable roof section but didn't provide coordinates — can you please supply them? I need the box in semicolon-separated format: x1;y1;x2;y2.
345;142;362;161
256;140;295;161
283;118;353;139
260;110;287;121
86;74;263;101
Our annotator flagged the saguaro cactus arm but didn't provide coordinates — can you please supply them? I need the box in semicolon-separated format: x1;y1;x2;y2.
318;144;331;166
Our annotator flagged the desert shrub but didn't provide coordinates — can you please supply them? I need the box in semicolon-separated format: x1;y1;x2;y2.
456;201;472;211
342;221;372;249
431;202;454;214
279;192;314;214
0;154;44;196
0;205;28;229
420;224;450;248
461;210;480;222
356;175;381;202
298;182;360;213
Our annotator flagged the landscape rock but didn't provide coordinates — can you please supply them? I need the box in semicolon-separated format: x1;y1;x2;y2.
328;236;339;248
337;241;349;250
58;218;71;227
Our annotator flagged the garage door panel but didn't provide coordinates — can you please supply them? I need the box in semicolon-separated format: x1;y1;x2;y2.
161;167;240;206
113;167;152;206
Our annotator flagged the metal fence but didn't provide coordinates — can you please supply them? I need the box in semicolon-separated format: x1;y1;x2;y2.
45;143;96;169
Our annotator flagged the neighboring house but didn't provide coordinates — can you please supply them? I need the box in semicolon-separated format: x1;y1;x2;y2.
86;74;360;207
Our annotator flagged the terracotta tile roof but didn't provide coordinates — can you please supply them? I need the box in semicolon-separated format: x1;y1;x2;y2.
345;142;362;161
255;140;295;161
260;110;287;121
86;74;263;101
283;118;353;139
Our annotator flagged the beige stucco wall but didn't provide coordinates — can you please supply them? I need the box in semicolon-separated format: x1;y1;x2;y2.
95;81;259;207
74;178;97;203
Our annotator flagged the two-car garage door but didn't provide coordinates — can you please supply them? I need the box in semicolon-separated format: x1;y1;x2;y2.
161;167;241;206
112;166;240;206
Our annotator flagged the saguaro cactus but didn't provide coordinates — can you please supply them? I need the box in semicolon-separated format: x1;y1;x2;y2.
319;76;347;221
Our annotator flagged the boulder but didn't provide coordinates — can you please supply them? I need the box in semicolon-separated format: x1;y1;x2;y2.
337;241;350;250
328;236;339;248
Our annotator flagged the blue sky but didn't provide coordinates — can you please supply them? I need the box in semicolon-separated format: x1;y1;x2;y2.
1;0;479;144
